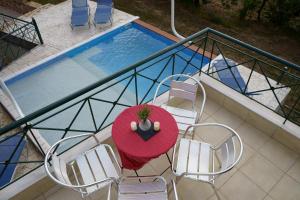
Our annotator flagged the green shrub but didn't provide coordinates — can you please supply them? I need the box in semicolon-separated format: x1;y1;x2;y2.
239;0;260;19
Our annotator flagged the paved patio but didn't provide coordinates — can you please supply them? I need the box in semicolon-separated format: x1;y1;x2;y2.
32;96;300;200
0;0;136;81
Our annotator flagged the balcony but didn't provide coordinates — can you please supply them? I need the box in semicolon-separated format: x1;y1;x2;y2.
0;1;299;200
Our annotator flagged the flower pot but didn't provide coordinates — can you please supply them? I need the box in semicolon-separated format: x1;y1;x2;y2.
138;119;152;131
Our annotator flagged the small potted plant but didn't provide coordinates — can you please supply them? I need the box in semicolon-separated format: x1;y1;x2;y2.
137;105;152;131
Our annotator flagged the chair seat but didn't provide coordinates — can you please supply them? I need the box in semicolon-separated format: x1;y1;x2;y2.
161;104;197;134
118;179;167;200
74;145;119;194
94;5;112;24
175;138;212;182
71;7;89;26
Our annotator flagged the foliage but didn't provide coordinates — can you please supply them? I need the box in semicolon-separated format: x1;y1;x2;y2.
238;0;300;31
239;0;260;19
265;0;300;26
137;105;151;122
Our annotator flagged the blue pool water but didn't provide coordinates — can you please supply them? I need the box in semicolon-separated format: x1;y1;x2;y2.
5;22;209;148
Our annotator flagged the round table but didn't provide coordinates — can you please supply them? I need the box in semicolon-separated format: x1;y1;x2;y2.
112;104;179;170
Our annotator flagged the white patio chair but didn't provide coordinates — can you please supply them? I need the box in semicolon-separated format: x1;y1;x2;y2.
153;74;206;136
171;123;243;200
44;133;121;199
117;176;179;200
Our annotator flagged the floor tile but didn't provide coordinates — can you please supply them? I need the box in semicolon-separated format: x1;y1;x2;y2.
202;98;221;117
235;142;256;168
240;154;284;192
287;158;300;183
176;178;214;200
46;187;82;200
259;140;298;172
264;195;274;200
136;163;157;176
34;195;46;200
270;175;300;200
194;117;232;146
206;191;228;200
236;122;270;149
44;185;62;198
214;167;238;189
211;108;244;130
220;171;266;200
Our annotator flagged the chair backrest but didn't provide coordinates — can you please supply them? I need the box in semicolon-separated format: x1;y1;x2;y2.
51;154;72;185
169;80;198;106
98;0;113;6
219;136;236;171
72;0;88;8
153;74;206;120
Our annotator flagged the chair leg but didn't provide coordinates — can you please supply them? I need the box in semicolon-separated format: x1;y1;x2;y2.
166;153;172;165
134;170;142;183
107;183;112;200
210;183;221;200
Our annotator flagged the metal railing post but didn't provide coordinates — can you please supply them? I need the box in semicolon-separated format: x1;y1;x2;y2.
276;66;288;85
31;18;44;45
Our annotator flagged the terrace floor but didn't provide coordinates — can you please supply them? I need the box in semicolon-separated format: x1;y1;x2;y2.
31;96;300;200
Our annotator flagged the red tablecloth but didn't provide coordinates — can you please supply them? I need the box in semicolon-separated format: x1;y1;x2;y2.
112;104;179;170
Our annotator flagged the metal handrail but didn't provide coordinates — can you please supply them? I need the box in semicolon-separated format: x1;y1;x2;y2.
0;27;299;134
207;28;300;71
0;25;299;190
0;14;43;69
0;13;33;24
0;28;209;135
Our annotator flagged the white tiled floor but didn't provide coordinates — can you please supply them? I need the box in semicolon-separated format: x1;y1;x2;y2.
31;97;300;200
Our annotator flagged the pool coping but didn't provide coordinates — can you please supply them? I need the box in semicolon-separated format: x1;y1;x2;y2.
134;19;216;59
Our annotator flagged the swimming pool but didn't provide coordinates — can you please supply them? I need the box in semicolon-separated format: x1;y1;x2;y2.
4;21;209;147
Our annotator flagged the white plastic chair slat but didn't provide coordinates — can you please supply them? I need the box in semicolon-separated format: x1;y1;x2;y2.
220;137;236;170
95;145;119;178
119;181;166;193
187;140;200;179
176;138;190;175
173;115;197;124
162;105;197;118
177;123;194;134
199;142;211;181
76;154;97;194
85;150;107;187
59;159;72;185
119;192;167;200
169;89;197;102
52;156;67;183
171;80;197;93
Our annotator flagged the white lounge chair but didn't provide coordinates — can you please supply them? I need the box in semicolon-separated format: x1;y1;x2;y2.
171;123;243;200
44;133;121;199
153;74;206;136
